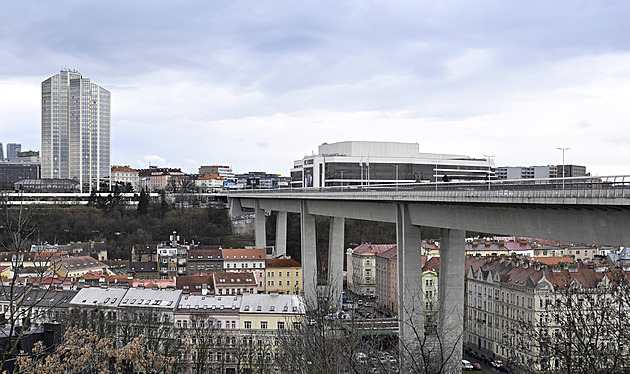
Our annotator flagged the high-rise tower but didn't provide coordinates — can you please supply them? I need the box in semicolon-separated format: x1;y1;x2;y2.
41;70;110;192
6;143;21;161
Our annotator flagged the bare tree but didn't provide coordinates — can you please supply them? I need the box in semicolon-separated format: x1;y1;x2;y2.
509;269;630;374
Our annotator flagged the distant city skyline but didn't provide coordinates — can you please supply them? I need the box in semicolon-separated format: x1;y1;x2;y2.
2;2;630;176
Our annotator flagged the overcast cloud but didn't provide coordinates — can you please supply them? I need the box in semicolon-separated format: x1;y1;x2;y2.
1;1;630;175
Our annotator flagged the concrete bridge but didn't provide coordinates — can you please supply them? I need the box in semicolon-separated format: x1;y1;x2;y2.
226;176;630;371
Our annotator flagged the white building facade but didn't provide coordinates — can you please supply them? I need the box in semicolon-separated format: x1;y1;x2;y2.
291;141;494;188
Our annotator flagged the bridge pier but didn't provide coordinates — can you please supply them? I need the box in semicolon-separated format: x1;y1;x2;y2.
438;228;466;373
254;200;266;249
396;204;424;366
327;216;345;309
275;211;288;258
300;201;317;305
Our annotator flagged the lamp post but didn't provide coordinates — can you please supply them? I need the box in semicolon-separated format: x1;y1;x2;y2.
557;147;570;191
483;155;494;191
340;171;345;190
395;165;399;190
435;161;439;191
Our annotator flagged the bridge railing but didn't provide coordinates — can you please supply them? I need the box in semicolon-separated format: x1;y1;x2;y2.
226;175;630;199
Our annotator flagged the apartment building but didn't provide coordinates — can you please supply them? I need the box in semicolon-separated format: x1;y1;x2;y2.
264;258;302;295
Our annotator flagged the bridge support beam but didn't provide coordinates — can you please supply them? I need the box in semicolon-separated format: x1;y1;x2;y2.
300;201;317;305
438;228;466;373
396;204;424;367
327;216;345;310
254;200;266;249
275;211;288;258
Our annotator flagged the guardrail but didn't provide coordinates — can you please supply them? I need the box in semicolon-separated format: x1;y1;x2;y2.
225;175;630;200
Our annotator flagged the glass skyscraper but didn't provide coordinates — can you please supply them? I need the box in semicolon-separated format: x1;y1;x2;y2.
41;70;110;192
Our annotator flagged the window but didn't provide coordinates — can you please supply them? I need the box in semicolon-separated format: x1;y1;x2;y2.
277;321;285;329
244;321;251;329
260;321;268;329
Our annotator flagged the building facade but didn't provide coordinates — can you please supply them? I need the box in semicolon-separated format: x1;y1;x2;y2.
6;143;21;162
291;141;494;188
41;70;110;192
264;259;302;294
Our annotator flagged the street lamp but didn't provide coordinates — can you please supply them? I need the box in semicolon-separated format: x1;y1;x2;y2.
395;165;399;190
483;155;494;191
557;147;570;191
340;171;345;190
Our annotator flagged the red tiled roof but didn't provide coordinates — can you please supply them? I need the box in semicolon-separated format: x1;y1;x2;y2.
213;271;257;286
221;248;265;260
111;165;137;172
375;247;398;260
188;249;223;260
198;173;225;181
266;259;301;268
352;244;396;255
176;275;214;291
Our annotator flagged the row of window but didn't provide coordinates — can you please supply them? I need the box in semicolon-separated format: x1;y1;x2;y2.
267;271;300;277
243;320;300;330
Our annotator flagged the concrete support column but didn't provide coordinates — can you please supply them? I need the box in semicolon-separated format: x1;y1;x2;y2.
254;200;266;249
275;211;288;258
438;228;466;373
300;201;317;305
396;203;423;364
327;216;345;309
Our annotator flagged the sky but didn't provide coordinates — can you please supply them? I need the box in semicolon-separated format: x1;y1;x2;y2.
1;1;630;176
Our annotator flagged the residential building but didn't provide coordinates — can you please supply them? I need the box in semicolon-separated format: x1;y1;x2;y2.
175;294;241;373
19;289;78;327
5;143;21;162
157;232;189;279
137;167;186;191
239;293;305;372
347;243;396;297
465;239;533;257
375;246;398;313
41;70;110;192
175;275;214;295
464;257;621;371
128;261;159;280
111;165;140;191
265;259;302;294
131;244;158;262
187;249;224;275
291;141;494;188
51;256;109;278
68;287;126;334
221;248;266;291
213;272;258;296
195;174;226;191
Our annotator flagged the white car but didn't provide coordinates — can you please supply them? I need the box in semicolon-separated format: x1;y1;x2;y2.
462;360;474;370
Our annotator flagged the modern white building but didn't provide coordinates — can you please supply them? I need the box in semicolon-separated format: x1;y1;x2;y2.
291;141;494;188
41;69;111;192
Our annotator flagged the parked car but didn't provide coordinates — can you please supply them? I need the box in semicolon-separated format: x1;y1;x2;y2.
472;363;482;370
462;360;474;370
498;365;511;373
492;360;504;368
